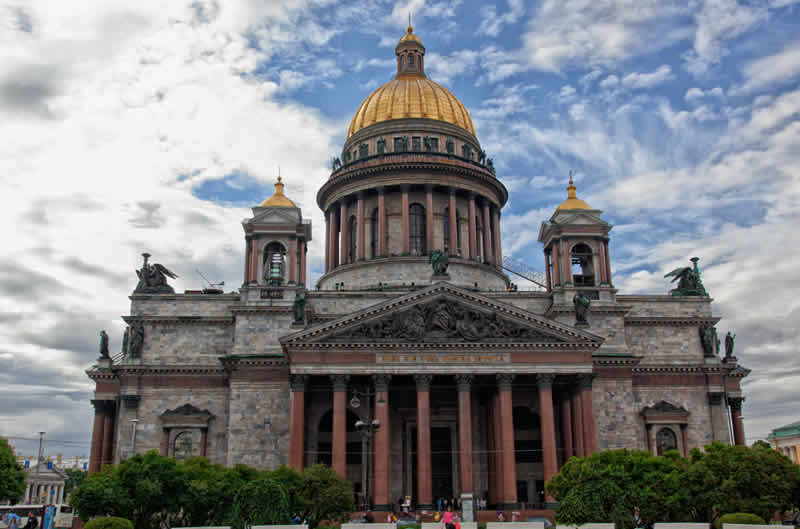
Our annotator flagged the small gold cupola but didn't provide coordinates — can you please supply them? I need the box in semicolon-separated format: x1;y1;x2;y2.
395;25;425;78
260;176;297;208
556;172;592;211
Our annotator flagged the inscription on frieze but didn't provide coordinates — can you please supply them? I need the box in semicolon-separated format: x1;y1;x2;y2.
377;353;510;364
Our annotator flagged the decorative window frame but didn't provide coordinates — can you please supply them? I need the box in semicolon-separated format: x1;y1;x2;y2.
641;401;690;457
160;404;214;459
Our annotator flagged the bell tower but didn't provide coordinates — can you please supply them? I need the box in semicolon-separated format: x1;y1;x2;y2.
242;176;312;288
538;174;613;302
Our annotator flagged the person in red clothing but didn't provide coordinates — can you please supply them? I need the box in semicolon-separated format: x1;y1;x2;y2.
442;506;455;528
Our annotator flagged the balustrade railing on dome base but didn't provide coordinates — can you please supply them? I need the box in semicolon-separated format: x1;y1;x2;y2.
330;151;496;178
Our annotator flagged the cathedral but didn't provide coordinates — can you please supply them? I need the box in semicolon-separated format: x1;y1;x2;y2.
87;27;749;516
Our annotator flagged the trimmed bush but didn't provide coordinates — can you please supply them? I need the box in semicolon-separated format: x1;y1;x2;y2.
84;517;134;529
713;513;767;529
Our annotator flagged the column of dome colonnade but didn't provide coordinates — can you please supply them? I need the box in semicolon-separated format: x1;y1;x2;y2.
285;373;598;509
316;25;508;291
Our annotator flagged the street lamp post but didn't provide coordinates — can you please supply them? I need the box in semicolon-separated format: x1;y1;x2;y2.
350;385;384;511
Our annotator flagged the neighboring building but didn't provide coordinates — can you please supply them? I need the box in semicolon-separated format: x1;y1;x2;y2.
86;27;750;512
22;465;67;505
768;421;800;463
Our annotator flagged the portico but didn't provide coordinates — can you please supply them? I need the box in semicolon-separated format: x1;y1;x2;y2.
280;283;602;510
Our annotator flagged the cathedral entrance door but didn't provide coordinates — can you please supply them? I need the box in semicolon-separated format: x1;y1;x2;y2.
431;426;454;502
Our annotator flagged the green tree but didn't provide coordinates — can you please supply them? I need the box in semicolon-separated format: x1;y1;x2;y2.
298;464;354;529
63;468;87;497
0;437;26;503
230;476;290;529
269;465;305;517
70;451;187;529
179;458;260;528
546;449;686;529
682;442;800;522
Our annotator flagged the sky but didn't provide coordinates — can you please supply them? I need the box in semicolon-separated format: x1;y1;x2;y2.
1;0;799;459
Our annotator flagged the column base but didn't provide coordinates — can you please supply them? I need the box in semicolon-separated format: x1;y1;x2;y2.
371;504;391;512
460;493;475;522
417;503;434;511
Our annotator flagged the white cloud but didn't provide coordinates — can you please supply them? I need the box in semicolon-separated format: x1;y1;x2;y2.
478;0;525;37
599;74;619;89
559;84;576;101
621;65;674;90
425;49;479;84
685;87;705;101
734;41;800;95
684;0;768;75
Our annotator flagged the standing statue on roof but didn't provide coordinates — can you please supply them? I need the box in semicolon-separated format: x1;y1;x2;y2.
724;331;736;359
664;257;708;296
134;253;178;294
99;330;109;359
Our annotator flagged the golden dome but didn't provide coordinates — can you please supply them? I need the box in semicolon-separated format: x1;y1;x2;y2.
399;25;422;44
556;174;592;211
347;76;476;138
260;176;297;207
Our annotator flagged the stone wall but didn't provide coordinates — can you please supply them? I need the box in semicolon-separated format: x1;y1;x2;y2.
118;386;229;466
633;385;718;449
625;325;704;363
143;322;234;365
594;377;640;450
618;296;713;318
131;294;238;317
231;312;294;354
227;380;291;468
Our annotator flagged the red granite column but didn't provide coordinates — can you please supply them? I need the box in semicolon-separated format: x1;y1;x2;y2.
486;393;498;506
449;189;458;256
325;211;331;272
729;397;745;446
200;428;208;458
492;206;502;268
456;375;474;495
579;374;597;454
244;238;252;283
552;241;561;287
491;392;504;504
289;375;307;471
425;185;434;254
357;192;366;261
161;427;170;456
560;391;573;460
562;239;573;284
340;201;350;265
468;193;477;260
596;239;608;284
378;188;387;257
401;185;410;254
571;386;585;457
250;238;259;282
331;375;349;477
332;206;340;269
299;241;306;286
482;200;493;264
373;375;391;510
537;374;557;503
288;238;297;284
415;374;433;509
680;424;689;457
101;402;115;469
89;400;105;474
497;374;517;508
603;239;612;285
545;252;552;291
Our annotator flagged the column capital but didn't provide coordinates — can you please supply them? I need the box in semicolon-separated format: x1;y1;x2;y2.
414;374;434;391
728;396;745;410
330;374;350;391
496;373;515;390
455;374;474;391
468;191;477;199
91;399;114;413
289;374;308;391
449;186;457;196
378;186;386;195
357;190;366;199
372;374;392;391
578;373;594;389
536;373;556;388
425;183;434;191
401;184;411;192
708;392;724;405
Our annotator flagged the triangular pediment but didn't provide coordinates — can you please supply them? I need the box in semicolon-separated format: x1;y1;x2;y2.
552;210;609;226
281;283;603;347
246;207;300;226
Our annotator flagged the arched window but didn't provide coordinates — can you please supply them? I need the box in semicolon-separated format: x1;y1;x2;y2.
264;242;286;285
571;243;595;286
656;427;678;455
370;208;379;258
409;203;426;255
408;54;415;67
173;431;194;461
348;215;357;263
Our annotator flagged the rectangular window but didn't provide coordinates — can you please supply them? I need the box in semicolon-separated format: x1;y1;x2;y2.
408;54;415;67
412;136;421;151
359;143;369;158
394;137;404;152
430;137;439;152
